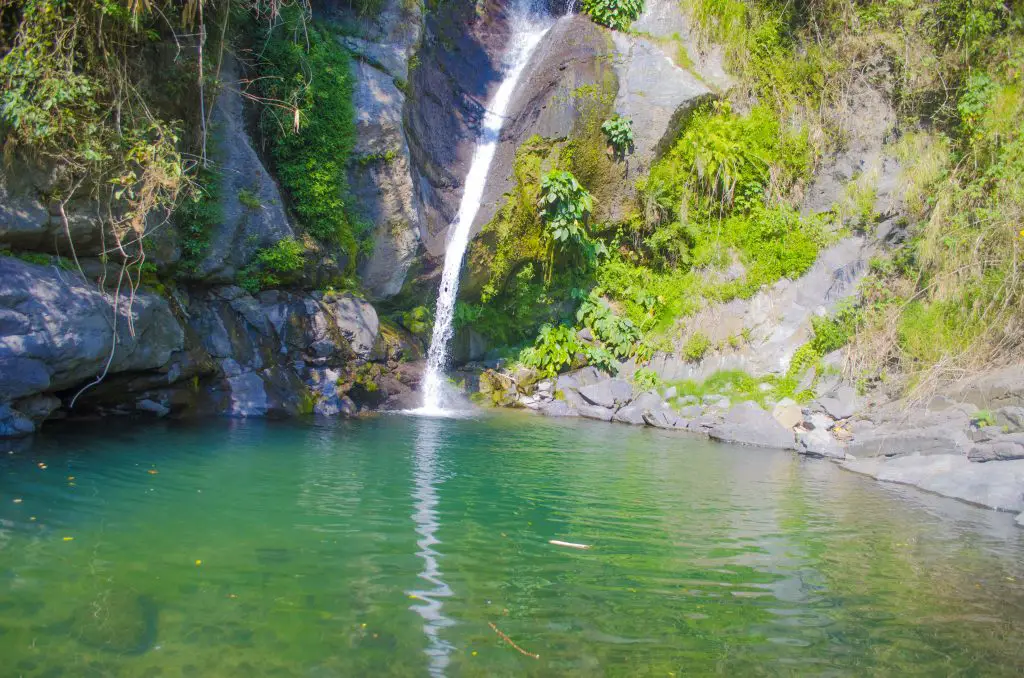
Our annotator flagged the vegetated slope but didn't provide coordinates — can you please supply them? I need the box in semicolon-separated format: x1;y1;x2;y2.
457;0;1023;402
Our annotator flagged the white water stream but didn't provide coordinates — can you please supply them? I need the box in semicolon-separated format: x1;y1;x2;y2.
415;3;552;415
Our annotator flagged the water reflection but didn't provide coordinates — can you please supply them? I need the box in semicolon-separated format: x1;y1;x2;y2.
409;417;455;676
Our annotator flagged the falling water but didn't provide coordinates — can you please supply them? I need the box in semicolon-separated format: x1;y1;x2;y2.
417;3;552;415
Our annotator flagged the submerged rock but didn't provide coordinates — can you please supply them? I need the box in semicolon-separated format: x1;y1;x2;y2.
72;591;158;655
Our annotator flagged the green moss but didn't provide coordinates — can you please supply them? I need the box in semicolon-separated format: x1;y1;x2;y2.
682;332;712;362
237;188;261;210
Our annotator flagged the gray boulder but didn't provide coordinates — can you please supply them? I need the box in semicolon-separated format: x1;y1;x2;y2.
579;378;634;409
578;404;614;422
0;257;183;410
772;398;802;429
709;401;796;449
540;400;575;418
796;428;846;459
968;439;1024;463
815;385;859;420
0;404;35;437
996;406;1024;432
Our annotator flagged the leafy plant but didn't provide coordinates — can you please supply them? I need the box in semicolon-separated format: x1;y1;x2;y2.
682;332;712;362
238;237;306;293
601;116;634;157
632;367;663;392
582;0;644;30
519;324;582;377
539;170;595;245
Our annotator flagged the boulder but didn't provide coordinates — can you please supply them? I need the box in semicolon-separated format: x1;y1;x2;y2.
540;400;575;417
772;398;803;430
968;440;1024;463
0;404;34;437
612;404;647;425
996;406;1024;432
578;404;614;422
578;378;633;409
1017;513;1024;528
815;385;858;420
796;428;846;459
709;401;796;449
0;258;183;419
642;407;685;429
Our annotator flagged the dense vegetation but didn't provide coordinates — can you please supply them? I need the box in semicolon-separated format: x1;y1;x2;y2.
455;0;1023;401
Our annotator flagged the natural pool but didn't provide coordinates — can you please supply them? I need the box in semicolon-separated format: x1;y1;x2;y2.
0;412;1022;677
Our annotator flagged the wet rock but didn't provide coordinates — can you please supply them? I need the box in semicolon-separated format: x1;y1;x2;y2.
676;404;703;418
1017;513;1024;528
578;378;633;409
12;394;61;425
710;401;796;449
844;455;1024;512
136;399;170;418
612;404;647;425
0;404;34;437
72;592;158;655
578;404;614;422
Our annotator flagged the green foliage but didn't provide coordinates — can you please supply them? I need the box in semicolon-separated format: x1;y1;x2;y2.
237;188;262;210
972;409;996;427
669;369;785;409
238;238;306;293
682;332;712;362
632;367;663;392
582;0;644;30
256;11;358;260
519;324;582;378
576;290;646;360
175;164;221;274
601;116;634;157
540;170;594;245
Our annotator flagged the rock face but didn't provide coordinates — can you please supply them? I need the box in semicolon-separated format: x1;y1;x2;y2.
845;455;1024;513
193;56;297;283
605;31;710;219
0;257;184;405
344;0;425;299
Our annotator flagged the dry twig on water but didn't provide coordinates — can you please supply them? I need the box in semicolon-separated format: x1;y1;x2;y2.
488;622;540;659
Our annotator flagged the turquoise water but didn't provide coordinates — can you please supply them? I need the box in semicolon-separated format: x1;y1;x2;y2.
1;412;1023;676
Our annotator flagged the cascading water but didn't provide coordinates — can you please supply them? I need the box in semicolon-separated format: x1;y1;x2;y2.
416;2;553;415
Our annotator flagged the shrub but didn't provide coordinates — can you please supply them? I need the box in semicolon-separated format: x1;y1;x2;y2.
540;170;594;245
682;332;711;361
632;367;663;392
519;324;582;377
257;12;358;259
601;116;634;157
238;237;306;293
582;0;644;30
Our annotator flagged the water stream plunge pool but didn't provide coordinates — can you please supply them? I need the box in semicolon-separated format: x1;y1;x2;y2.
1;412;1023;676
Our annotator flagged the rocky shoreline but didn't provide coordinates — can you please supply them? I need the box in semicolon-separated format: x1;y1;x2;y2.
480;364;1024;526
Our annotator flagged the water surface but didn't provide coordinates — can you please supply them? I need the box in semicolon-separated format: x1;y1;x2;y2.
1;413;1023;676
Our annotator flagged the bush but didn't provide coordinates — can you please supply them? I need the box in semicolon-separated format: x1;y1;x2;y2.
582;0;644;30
632;367;663;392
682;332;711;361
257;12;358;259
601;116;634;157
519;324;582;377
238;237;306;293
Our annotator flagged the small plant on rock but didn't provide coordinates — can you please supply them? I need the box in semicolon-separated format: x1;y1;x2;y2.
682;331;712;362
519;324;582;377
601;116;634;158
582;0;644;31
238;237;305;293
632;367;663;392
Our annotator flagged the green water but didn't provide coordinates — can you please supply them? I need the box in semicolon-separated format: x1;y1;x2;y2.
1;413;1023;677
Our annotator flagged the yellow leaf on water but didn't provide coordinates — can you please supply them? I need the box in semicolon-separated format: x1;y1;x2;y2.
63;537;74;541
148;469;159;475
195;559;202;566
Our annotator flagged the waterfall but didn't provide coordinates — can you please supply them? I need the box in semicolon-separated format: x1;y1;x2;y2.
416;3;552;415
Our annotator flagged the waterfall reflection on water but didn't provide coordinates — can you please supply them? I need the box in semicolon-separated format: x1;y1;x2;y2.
408;417;456;676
